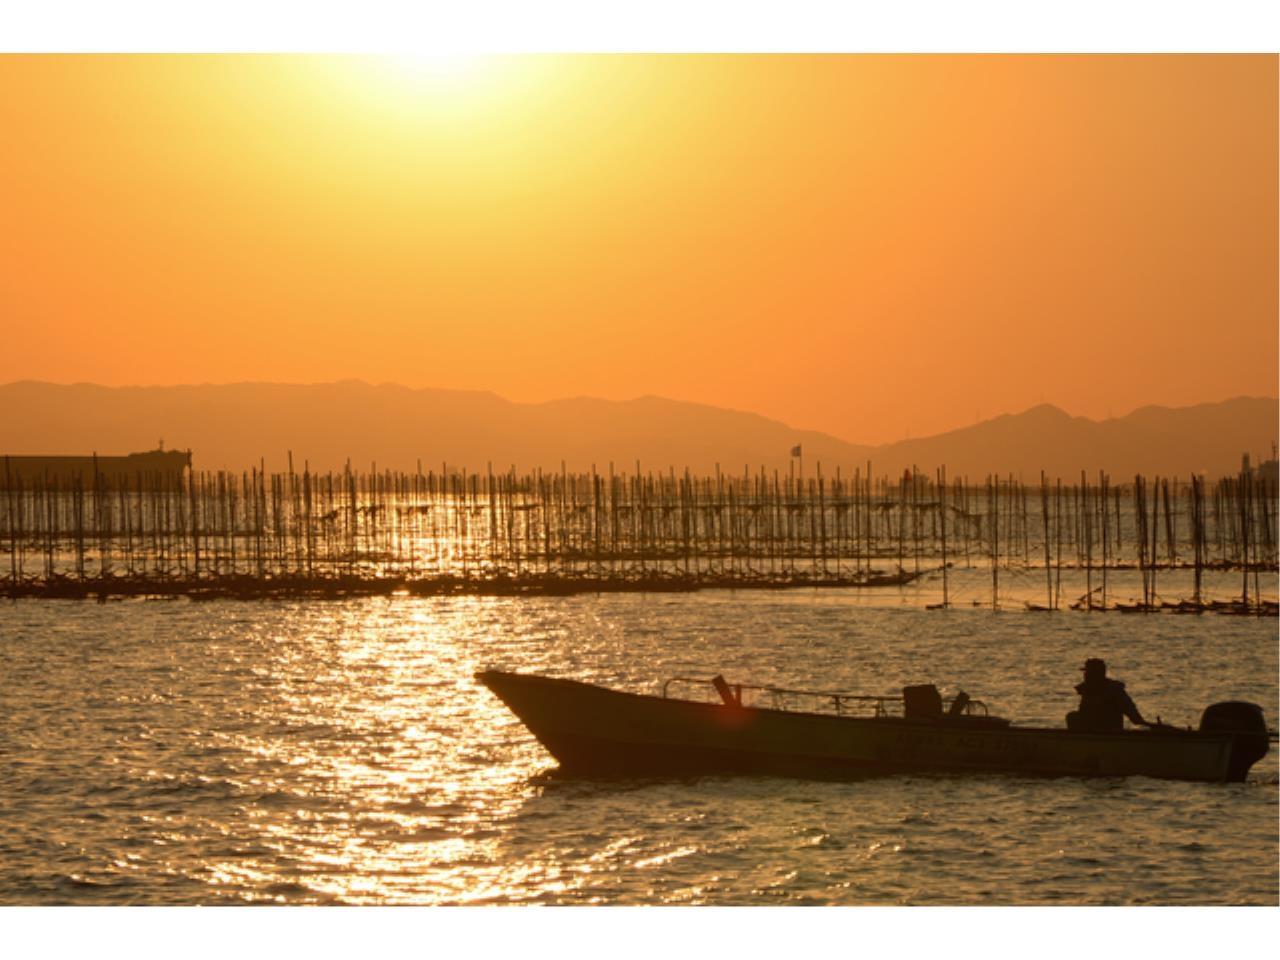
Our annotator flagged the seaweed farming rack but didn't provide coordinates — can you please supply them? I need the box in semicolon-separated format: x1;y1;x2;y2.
1;457;1276;612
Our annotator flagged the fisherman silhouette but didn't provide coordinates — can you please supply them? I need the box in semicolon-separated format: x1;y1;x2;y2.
1066;658;1148;732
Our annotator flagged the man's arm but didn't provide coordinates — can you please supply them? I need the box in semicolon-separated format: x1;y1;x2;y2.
1119;688;1146;726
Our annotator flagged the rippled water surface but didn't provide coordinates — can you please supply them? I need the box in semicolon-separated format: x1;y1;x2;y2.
1;592;1276;904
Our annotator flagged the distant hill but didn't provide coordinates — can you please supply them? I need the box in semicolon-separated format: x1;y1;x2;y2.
0;381;1274;479
875;400;1277;480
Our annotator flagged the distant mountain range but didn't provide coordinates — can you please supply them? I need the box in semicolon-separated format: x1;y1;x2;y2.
0;381;1274;479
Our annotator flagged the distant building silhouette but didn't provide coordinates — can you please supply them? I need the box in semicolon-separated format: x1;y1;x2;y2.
1;449;192;488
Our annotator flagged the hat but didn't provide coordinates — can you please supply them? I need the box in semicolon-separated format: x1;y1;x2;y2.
1082;657;1106;675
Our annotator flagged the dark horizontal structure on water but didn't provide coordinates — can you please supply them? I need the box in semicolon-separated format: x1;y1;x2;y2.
0;453;1275;610
1;449;191;488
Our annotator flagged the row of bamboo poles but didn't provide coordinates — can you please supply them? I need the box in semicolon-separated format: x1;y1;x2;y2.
1;457;1276;610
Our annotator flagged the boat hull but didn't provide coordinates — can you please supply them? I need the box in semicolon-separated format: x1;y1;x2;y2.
478;671;1262;783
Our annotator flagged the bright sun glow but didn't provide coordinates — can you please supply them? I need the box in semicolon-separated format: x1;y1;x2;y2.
364;52;495;97
385;52;486;79
330;53;510;118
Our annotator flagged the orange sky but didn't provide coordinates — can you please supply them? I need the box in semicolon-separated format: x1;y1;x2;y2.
0;54;1275;445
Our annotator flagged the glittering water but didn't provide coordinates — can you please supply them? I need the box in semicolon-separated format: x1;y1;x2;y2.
1;592;1275;904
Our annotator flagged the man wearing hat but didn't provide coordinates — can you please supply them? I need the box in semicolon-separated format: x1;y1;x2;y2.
1066;658;1149;732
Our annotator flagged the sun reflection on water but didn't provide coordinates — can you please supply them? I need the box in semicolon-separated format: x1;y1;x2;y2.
177;599;550;903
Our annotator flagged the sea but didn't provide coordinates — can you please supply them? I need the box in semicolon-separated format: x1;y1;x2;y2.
2;578;1276;905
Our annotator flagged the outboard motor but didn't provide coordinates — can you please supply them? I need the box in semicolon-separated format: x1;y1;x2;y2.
1199;702;1270;782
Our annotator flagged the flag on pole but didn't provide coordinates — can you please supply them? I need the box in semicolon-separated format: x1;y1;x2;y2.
790;445;802;457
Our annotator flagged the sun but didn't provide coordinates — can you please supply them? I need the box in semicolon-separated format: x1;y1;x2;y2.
325;53;507;116
367;52;497;97
383;52;486;81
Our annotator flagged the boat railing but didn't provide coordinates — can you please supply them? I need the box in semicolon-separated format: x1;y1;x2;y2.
660;677;989;719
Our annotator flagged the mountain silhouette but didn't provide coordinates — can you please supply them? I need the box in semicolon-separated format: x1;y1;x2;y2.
0;381;1273;479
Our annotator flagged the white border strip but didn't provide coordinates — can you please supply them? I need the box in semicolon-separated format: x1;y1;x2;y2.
2;1;1278;53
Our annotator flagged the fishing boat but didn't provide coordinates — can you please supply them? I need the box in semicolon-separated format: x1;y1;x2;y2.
478;670;1271;783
